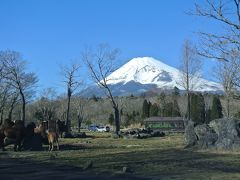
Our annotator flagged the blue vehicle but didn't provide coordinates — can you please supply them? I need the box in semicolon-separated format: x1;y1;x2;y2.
88;125;99;131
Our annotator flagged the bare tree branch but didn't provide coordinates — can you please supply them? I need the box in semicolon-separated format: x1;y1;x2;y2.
82;44;121;135
60;61;82;133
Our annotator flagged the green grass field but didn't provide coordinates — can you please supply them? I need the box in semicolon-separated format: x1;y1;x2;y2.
1;132;240;179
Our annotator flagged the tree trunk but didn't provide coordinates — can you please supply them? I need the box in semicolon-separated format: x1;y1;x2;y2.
8;95;18;121
8;106;14;121
227;97;230;118
187;92;191;121
114;106;120;135
0;91;7;124
20;89;26;124
0;109;4;125
66;89;71;133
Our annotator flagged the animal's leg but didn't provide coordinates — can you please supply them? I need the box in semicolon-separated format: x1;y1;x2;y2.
48;143;51;151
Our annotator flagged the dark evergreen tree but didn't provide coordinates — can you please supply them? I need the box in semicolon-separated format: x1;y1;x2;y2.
142;99;151;118
164;102;173;117
173;86;180;96
190;93;205;124
91;94;99;102
211;96;223;120
149;103;159;116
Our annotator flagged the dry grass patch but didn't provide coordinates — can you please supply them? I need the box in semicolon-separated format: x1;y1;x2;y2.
1;133;240;179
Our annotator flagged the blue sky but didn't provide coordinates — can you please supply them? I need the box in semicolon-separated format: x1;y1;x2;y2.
0;0;217;94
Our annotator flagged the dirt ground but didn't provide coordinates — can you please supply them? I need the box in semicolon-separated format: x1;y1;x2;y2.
0;156;146;180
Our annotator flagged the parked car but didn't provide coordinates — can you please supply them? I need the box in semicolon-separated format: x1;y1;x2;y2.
88;125;99;132
96;126;106;132
88;125;109;132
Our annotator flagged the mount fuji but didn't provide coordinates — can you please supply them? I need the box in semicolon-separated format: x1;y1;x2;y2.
82;57;223;97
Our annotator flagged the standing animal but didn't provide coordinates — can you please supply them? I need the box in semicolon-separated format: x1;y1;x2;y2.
47;130;59;151
34;124;49;145
0;119;26;151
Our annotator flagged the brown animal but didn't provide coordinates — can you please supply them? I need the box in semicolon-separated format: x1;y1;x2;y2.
34;124;49;145
0;119;26;151
47;130;59;151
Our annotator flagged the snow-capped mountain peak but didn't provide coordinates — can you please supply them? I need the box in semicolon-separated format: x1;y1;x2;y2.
106;57;222;92
82;57;223;97
107;57;176;84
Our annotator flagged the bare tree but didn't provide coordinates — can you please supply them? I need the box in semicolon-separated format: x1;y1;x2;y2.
215;51;240;117
178;40;202;121
34;88;58;123
60;62;81;133
7;91;19;121
192;0;240;86
82;44;121;135
0;83;10;123
192;0;240;117
0;80;20;123
72;97;88;132
0;50;38;124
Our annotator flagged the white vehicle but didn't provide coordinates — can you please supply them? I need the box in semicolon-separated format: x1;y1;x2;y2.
88;125;110;132
96;126;106;132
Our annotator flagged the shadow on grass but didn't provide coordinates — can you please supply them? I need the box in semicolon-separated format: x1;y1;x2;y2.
85;148;240;176
1;142;240;179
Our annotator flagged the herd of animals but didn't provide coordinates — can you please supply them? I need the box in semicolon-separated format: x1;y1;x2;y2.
0;119;67;151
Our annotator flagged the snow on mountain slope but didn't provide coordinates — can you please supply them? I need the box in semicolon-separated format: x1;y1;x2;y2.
106;57;222;93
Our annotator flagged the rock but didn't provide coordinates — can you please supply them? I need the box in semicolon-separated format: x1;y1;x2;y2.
151;130;165;137
194;124;217;149
137;133;151;139
209;118;240;150
184;120;197;148
62;132;74;138
121;128;164;139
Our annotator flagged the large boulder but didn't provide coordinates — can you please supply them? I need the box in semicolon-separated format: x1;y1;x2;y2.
184;120;197;147
209;118;240;150
194;124;218;149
